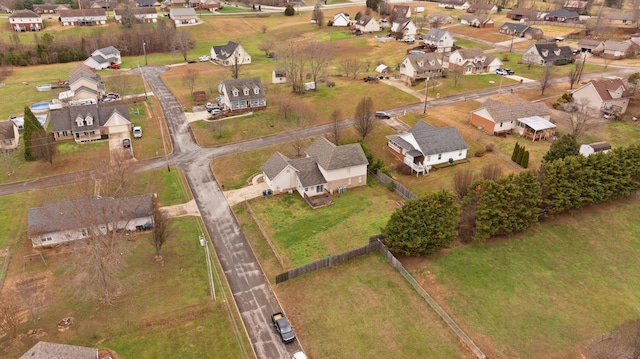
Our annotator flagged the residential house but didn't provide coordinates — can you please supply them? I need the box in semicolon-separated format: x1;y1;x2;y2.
33;4;71;14
136;0;161;6
467;3;497;14
10;115;48;131
83;46;121;70
470;16;494;28
272;69;287;84
570;79;631;116
506;8;537;21
604;11;637;28
171;0;187;6
59;9;107;26
522;43;573;65
544;8;579;22
0;121;20;151
0;4;11;13
89;0;118;9
499;22;543;39
20;341;98;359
114;8;158;23
189;0;221;11
579;142;611;156
392;5;411;19
355;15;381;33
49;104;130;142
261;137;368;202
595;40;640;59
423;28;455;52
428;12;455;26
577;38;603;53
210;41;251;66
169;7;197;25
28;194;153;248
447;48;502;74
390;18;417;40
563;0;589;14
218;77;266;112
459;14;476;26
386;121;468;175
332;12;351;27
439;0;470;10
68;64;105;101
399;53;443;84
470;99;552;135
8;10;43;32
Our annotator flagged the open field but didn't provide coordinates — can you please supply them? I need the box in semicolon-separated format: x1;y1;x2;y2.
403;196;640;358
276;253;473;359
0;168;249;358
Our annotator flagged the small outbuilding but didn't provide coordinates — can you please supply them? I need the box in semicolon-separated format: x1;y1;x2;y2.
579;142;611;156
515;116;556;141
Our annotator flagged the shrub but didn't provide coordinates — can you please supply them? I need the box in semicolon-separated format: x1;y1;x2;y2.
475;149;486;157
284;5;295;16
485;143;495;153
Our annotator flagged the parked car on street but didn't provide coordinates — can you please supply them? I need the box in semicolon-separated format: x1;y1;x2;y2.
272;312;296;343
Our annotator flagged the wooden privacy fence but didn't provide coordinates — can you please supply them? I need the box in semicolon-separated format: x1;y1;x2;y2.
0;248;10;296
275;240;382;284
377;242;488;359
373;170;418;200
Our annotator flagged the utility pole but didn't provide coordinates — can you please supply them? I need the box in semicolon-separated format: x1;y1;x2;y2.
200;234;216;301
143;41;148;66
423;76;429;114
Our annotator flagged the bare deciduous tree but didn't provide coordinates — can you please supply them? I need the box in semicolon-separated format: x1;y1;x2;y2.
568;64;580;89
354;97;376;140
288;102;316;156
586;318;640;359
305;41;332;88
31;129;57;165
150;195;171;261
481;163;503;181
228;54;242;79
261;25;267;33
258;39;274;57
0;150;18;177
312;4;324;26
539;65;554;96
330;109;342;145
339;58;363;79
564;98;595;138
278;41;307;93
453;170;474;198
15;277;45;326
451;68;462;87
184;68;198;96
0;297;22;339
271;91;295;120
172;29;194;62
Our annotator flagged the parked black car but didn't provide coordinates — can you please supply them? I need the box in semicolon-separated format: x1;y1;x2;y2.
272;312;296;343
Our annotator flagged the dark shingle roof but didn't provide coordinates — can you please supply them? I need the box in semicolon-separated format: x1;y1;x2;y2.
19;341;97;359
220;77;264;102
533;43;573;61
261;152;291;180
49;104;129;132
28;195;152;237
587;142;611;152
59;9;106;17
212;41;240;61
136;0;159;5
405;53;442;71
305;137;368;170
9;9;40;18
588;79;629;100
546;8;579;18
288;157;326;187
387;121;468;156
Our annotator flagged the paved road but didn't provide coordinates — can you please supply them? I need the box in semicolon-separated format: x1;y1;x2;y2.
140;66;301;359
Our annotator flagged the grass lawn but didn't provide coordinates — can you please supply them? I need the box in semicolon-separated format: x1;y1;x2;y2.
275;253;473;359
448;26;512;44
404;196;640;358
453;37;494;50
241;179;401;269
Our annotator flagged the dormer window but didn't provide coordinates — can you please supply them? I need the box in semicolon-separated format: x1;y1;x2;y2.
86;115;93;126
243;88;249;96
541;49;549;57
76;117;84;127
553;49;561;56
253;87;260;95
417;61;424;67
232;89;239;96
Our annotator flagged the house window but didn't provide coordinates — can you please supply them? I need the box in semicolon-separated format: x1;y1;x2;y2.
500;122;503;127
358;176;362;183
348;178;352;185
438;154;442;160
316;185;324;193
232;89;239;96
427;155;431;161
253;87;260;94
305;187;308;192
86;115;93;126
76;119;83;127
458;151;462;156
243;89;249;95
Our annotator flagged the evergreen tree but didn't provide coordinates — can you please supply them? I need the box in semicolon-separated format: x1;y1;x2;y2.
23;106;43;161
382;190;460;256
511;142;520;162
522;150;529;168
543;134;579;163
284;5;295;16
515;144;525;165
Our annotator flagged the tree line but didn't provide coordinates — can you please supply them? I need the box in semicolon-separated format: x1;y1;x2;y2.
0;21;192;66
382;142;640;255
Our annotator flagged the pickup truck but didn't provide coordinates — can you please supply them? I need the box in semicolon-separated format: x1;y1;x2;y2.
272;312;296;343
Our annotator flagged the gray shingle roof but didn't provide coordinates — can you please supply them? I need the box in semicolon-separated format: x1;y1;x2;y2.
406;53;442;71
288;157;326;187
587;142;611;152
212;41;240;61
49;104;129;132
454;48;496;66
500;22;529;33
425;28;449;42
9;9;41;18
533;43;573;61
59;9;106;17
479;99;551;122
545;8;579;18
261;152;291;180
220;77;264;103
387;121;468;156
70;71;101;85
305;137;368;170
20;341;97;359
28;194;152;237
136;0;159;5
170;7;196;17
96;46;119;56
